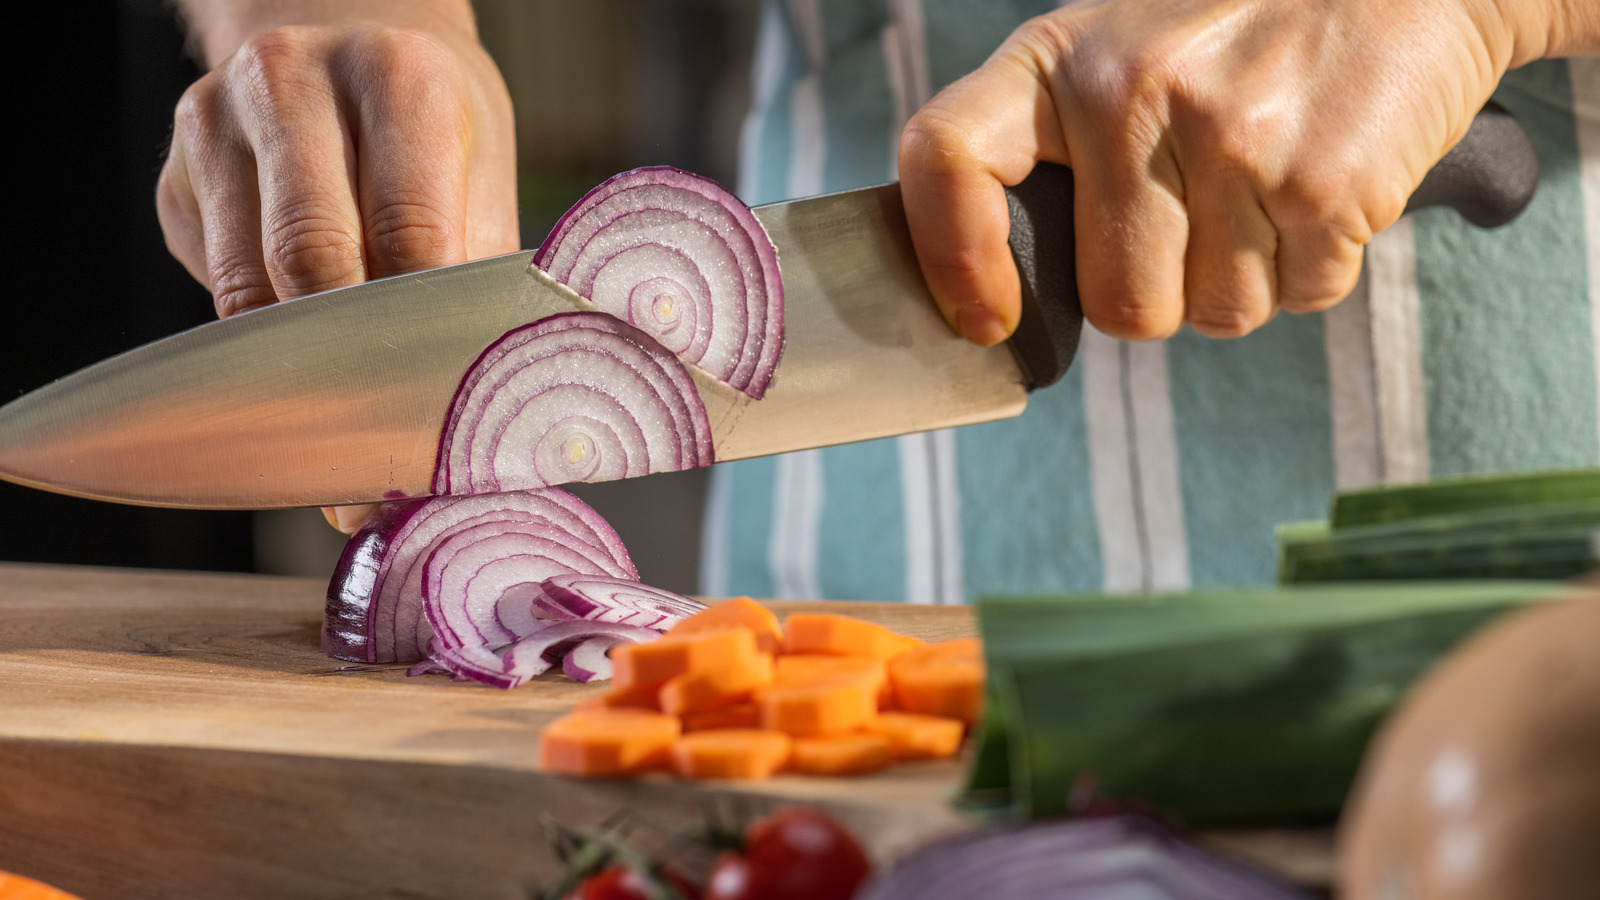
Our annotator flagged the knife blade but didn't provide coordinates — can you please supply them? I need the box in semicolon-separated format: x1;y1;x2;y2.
0;104;1539;510
0;183;1028;509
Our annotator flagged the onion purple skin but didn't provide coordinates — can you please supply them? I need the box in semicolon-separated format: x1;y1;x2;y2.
323;488;636;664
534;166;784;398
856;815;1314;900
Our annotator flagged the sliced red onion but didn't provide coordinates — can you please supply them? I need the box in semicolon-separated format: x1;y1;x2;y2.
539;573;706;629
534;167;784;398
322;488;636;663
427;621;661;689
857;816;1313;900
432;312;714;496
562;635;631;682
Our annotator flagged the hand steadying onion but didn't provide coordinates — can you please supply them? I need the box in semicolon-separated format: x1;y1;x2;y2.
534;166;784;398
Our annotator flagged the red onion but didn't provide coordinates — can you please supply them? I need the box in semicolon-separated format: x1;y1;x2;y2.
857;816;1312;900
538;573;706;629
562;635;631;682
427;620;662;689
534;167;784;398
432;312;714;496
323;488;636;663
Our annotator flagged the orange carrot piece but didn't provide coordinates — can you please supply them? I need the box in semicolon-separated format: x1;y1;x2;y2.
661;652;775;716
782;612;923;660
666;596;783;654
681;701;762;732
671;728;792;779
773;653;891;707
0;871;85;900
865;711;966;759
575;681;662;712
538;709;681;776
611;627;759;691
758;676;878;737
887;638;985;725
789;733;893;775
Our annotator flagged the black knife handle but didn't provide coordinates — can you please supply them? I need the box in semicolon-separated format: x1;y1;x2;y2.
1002;102;1540;392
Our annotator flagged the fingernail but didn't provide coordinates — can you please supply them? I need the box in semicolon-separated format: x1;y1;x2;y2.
957;307;1008;346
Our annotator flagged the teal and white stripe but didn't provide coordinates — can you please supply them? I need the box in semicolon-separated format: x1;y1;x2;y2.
704;4;1600;603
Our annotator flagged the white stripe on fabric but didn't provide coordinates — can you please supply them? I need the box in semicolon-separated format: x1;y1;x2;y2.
1571;58;1600;455
788;75;825;198
931;427;965;604
884;0;931;178
1324;267;1382;490
1366;217;1430;484
786;0;826;67
1081;326;1190;592
769;450;824;599
699;463;731;598
898;434;937;604
737;2;790;203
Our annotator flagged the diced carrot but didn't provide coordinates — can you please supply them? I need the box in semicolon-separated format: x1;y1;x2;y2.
789;733;893;775
758;676;877;737
611;627;759;691
0;871;85;900
865;711;966;759
887;638;985;725
782;613;923;660
671;728;792;779
538;709;681;776
773;654;891;707
681;701;761;732
667;597;783;654
661;652;775;716
575;681;661;712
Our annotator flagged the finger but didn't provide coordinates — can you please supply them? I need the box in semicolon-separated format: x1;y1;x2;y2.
1269;181;1370;313
166;73;278;318
344;29;472;278
898;55;1060;346
1180;169;1278;337
322;504;376;535
232;30;367;308
1066;118;1189;341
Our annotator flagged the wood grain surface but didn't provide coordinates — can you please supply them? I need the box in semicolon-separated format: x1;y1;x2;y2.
0;562;1332;899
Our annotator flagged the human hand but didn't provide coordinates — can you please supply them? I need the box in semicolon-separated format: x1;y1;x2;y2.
897;0;1564;345
158;2;518;534
158;5;518;319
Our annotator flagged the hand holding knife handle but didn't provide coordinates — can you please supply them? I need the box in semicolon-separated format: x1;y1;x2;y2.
1002;101;1541;392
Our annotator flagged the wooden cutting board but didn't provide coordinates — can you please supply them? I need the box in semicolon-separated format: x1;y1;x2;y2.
0;562;1333;899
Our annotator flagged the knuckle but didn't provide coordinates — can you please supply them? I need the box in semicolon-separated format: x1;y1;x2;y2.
172;75;227;140
264;207;364;291
209;256;277;318
1186;303;1265;339
899;105;983;176
1273;165;1358;228
366;197;458;270
1089;301;1181;341
232;28;328;118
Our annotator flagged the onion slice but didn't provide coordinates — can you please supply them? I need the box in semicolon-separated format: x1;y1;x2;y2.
563;635;631;682
534;167;784;398
428;621;661;689
538;573;705;629
432;312;714;496
323;488;637;663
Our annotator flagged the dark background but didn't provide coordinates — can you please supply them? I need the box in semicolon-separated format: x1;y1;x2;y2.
3;0;753;591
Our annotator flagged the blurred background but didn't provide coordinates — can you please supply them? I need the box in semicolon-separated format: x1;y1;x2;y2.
2;0;757;593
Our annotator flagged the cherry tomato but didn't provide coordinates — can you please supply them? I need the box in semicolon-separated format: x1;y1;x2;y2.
566;865;700;900
704;808;870;900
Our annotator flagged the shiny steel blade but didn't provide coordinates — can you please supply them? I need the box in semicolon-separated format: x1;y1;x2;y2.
0;253;587;508
702;184;1026;460
0;184;1027;510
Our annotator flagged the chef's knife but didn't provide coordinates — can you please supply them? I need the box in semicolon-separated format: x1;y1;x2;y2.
0;104;1537;509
